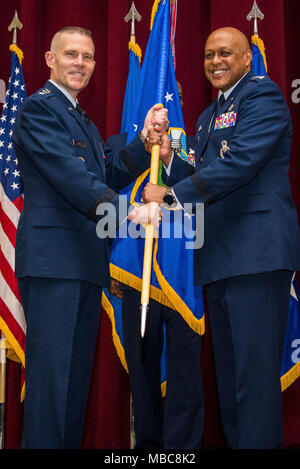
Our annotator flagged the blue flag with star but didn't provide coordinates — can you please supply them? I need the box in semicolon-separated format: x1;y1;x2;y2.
110;0;204;345
126;0;188;162
121;41;142;133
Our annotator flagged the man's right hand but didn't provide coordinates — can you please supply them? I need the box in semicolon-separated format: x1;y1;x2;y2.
140;104;169;140
146;127;172;166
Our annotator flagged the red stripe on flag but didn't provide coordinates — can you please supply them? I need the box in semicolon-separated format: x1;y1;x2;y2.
13;194;24;213
0;248;21;303
0;202;18;246
0;296;25;355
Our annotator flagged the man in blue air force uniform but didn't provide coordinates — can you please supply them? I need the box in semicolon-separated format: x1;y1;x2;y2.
12;26;165;449
143;27;300;449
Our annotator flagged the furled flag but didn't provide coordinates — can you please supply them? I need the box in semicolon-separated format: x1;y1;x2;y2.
251;33;268;76
121;40;142;133
109;0;204;374
0;44;26;399
251;32;300;391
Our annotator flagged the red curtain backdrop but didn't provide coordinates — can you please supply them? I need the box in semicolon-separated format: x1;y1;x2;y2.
1;0;300;449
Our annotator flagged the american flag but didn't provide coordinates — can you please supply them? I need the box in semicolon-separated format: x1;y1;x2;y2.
0;45;26;394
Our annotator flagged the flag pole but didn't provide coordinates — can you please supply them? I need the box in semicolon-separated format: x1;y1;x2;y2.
124;2;143;448
0;334;8;449
140;143;160;337
0;10;24;450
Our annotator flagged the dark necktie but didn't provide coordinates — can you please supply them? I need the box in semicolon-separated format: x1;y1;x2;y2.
209;94;225;133
219;93;225;105
216;93;225;115
76;103;85;120
76;103;92;131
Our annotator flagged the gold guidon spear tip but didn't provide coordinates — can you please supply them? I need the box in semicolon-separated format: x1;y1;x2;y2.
8;10;23;44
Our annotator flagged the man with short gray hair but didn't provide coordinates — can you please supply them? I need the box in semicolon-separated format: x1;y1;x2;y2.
13;26;165;448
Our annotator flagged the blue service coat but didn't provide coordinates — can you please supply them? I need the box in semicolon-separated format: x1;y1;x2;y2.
164;71;300;285
13;81;150;287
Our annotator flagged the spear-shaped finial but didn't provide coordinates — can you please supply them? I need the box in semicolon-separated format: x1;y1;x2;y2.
124;1;142;43
8;10;23;45
247;0;264;36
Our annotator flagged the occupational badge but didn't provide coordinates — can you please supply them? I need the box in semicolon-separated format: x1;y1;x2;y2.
227;103;236;112
220;140;230;159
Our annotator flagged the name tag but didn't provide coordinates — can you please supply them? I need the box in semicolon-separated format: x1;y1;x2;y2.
214;112;237;130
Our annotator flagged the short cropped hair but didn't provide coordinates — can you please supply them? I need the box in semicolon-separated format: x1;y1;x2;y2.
50;26;93;51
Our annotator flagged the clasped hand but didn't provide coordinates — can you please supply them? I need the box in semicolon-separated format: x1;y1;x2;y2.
128;105;173;227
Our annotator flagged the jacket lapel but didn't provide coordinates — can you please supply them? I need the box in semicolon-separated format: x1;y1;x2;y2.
217;71;254;116
45;81;105;177
194;99;217;161
195;71;254;163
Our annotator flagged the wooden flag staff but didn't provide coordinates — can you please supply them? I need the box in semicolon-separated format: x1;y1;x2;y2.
140;142;160;337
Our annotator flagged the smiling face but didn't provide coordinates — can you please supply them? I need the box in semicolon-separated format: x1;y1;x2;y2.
45;31;95;99
204;28;252;93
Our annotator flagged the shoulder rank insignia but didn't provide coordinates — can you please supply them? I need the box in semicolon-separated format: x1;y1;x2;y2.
38;88;51;95
215;111;237;130
220;140;230;159
251;76;265;80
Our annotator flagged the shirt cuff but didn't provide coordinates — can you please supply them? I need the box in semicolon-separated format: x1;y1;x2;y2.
163;151;174;176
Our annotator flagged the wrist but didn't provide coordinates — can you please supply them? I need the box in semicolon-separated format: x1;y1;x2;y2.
162;149;173;167
161;187;177;209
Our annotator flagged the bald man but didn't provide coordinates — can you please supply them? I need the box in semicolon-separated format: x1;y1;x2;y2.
143;27;300;448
